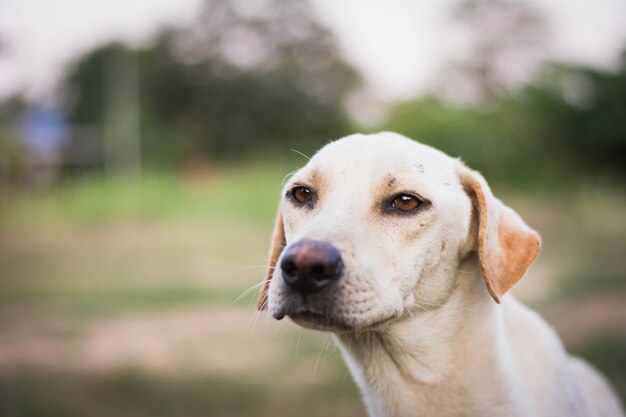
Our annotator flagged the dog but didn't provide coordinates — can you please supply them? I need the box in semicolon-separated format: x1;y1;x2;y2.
257;132;624;417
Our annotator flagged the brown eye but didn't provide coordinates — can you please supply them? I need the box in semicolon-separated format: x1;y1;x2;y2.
392;194;421;212
292;187;312;203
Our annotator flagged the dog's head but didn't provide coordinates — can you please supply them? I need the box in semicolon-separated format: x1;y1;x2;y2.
258;132;540;331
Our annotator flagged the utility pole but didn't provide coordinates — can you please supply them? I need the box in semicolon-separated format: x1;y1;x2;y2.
104;47;142;176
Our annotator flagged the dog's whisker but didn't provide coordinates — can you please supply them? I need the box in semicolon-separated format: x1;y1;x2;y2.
281;168;300;186
243;265;272;270
323;335;333;369
329;341;338;357
289;148;311;161
341;365;351;384
257;297;269;312
278;322;291;337
234;281;266;303
245;297;269;333
244;309;261;333
313;338;327;380
279;321;291;336
251;308;263;332
274;319;287;335
294;332;302;362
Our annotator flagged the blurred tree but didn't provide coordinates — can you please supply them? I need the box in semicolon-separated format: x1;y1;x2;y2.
104;48;141;175
381;96;541;186
519;54;626;175
384;0;624;187
384;50;626;186
440;0;548;101
63;0;360;169
0;97;28;185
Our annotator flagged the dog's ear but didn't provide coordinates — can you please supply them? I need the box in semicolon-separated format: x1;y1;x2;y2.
257;208;286;310
460;169;541;303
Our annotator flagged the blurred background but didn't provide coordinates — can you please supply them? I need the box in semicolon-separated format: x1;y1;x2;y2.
0;0;625;415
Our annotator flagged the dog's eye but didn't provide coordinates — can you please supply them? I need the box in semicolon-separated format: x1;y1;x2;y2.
391;194;422;212
292;187;312;203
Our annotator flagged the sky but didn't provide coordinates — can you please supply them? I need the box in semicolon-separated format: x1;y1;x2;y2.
0;0;625;104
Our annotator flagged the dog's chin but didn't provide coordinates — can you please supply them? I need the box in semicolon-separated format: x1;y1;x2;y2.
286;311;398;333
288;312;353;332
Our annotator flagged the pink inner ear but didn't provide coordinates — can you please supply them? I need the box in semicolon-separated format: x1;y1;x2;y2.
480;206;542;302
463;172;541;303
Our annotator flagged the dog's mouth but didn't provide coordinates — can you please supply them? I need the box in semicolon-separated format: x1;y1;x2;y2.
275;310;399;333
288;311;354;331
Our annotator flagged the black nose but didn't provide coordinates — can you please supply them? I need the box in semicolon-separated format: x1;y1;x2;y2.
280;238;343;294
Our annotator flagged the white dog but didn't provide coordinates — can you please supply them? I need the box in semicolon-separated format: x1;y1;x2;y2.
258;132;624;417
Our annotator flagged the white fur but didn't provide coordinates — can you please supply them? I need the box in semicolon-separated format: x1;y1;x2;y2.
265;132;624;417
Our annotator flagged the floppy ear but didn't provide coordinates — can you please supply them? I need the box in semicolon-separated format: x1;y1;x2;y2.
461;169;541;303
257;208;286;310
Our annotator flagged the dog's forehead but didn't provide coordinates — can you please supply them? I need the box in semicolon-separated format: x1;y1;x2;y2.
296;132;459;187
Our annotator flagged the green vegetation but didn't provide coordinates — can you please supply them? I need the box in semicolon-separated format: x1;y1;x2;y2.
1;163;292;228
0;164;297;317
381;59;626;189
0;164;624;417
0;367;364;417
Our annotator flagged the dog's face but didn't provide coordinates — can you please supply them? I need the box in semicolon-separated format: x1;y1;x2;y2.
260;132;540;332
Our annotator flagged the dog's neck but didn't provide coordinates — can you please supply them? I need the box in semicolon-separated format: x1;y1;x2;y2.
334;257;526;417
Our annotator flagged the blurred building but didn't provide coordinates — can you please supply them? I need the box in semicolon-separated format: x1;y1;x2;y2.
20;106;69;187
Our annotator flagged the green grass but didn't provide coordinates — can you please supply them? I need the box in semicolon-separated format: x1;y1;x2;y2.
0;367;364;417
0;163;624;416
550;273;626;301
0;286;252;315
0;162;294;229
0;220;269;314
0;164;297;313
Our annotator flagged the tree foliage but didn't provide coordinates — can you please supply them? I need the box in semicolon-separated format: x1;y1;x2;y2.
64;0;360;167
441;0;548;101
384;52;626;186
